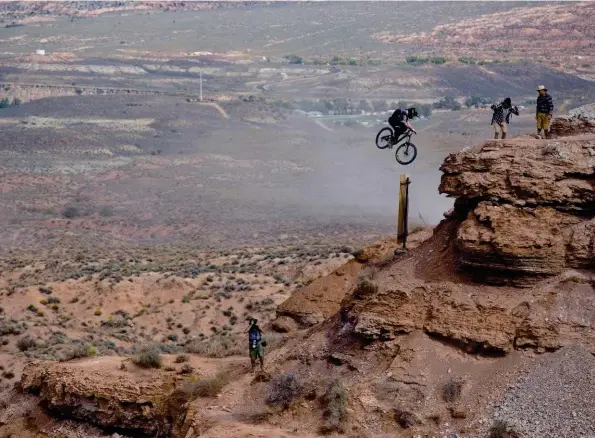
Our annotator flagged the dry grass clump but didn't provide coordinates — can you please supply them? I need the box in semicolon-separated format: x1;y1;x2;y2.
185;336;244;358
58;343;97;361
133;344;162;369
442;378;464;403
177;370;231;400
17;336;37;352
320;380;348;434
395;409;421;429
265;371;303;410
353;277;378;299
489;419;520;438
174;354;189;363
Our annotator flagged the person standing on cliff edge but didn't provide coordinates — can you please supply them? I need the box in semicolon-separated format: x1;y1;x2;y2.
490;97;518;140
536;85;554;138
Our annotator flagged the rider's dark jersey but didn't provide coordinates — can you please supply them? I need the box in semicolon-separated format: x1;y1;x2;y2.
389;109;407;124
389;109;408;134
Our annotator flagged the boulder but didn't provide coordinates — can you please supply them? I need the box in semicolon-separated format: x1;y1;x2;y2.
20;360;181;437
439;134;595;284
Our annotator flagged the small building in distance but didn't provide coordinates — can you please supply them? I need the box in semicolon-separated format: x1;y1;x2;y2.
35;49;46;56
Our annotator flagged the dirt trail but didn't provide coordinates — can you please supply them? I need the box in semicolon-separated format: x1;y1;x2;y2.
315;119;334;132
198;101;230;119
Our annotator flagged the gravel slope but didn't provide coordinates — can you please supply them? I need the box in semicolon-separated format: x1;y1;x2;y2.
489;345;595;438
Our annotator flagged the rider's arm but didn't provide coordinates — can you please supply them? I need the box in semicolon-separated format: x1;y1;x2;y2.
405;120;416;133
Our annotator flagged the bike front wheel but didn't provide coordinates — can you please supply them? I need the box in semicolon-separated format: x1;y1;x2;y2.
395;142;417;165
375;127;393;149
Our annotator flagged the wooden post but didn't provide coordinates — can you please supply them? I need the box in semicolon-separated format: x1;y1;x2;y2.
398;174;411;249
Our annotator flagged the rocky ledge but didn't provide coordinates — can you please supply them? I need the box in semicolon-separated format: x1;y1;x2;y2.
439;131;595;286
19;359;195;437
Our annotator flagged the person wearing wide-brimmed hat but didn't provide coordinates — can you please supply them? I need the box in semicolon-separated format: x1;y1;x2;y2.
536;85;554;138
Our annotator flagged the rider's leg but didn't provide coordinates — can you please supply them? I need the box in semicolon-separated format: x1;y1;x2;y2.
501;123;507;140
390;124;402;144
393;124;406;143
493;124;499;139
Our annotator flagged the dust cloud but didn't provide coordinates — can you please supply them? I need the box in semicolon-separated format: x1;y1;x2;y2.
290;118;455;230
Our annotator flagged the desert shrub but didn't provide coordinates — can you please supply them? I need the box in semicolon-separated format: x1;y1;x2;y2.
133;345;162;368
433;96;461;111
62;205;81;219
459;56;477;65
39;286;53;295
17;336;36;352
1;320;26;336
353;278;378;299
339;245;355;254
185;336;243;358
442;378;464;403
27;304;38;313
395;409;421;429
59;343;96;361
488;420;520;438
180;364;194;374
47;296;60;304
284;54;303;64
320;380;348;434
266;372;303;410
406;55;428;65
174;354;189;363
99;205;114;217
179;371;231;399
2;370;15;379
489;419;519;438
465;95;492;108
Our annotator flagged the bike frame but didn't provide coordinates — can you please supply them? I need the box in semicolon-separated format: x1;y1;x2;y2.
392;130;413;146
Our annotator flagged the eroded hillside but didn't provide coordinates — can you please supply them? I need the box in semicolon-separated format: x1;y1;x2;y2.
2;109;594;438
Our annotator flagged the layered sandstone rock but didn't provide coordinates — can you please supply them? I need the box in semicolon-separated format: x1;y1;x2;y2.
276;230;433;327
439;134;595;285
550;104;595;138
20;360;181;437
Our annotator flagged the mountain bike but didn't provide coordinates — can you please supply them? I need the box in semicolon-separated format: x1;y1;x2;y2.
375;126;418;165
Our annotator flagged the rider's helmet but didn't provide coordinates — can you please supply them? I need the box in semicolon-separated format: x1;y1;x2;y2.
407;107;418;119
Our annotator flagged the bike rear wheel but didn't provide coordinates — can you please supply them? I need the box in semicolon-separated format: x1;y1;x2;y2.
375;127;393;149
395;142;417;165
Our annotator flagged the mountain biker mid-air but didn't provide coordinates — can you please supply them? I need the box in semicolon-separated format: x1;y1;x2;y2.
375;107;419;165
388;107;417;140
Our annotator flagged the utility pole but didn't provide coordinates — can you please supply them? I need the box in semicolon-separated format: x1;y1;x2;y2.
199;71;203;101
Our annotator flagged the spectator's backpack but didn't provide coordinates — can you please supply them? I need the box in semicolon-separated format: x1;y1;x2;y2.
249;326;261;346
